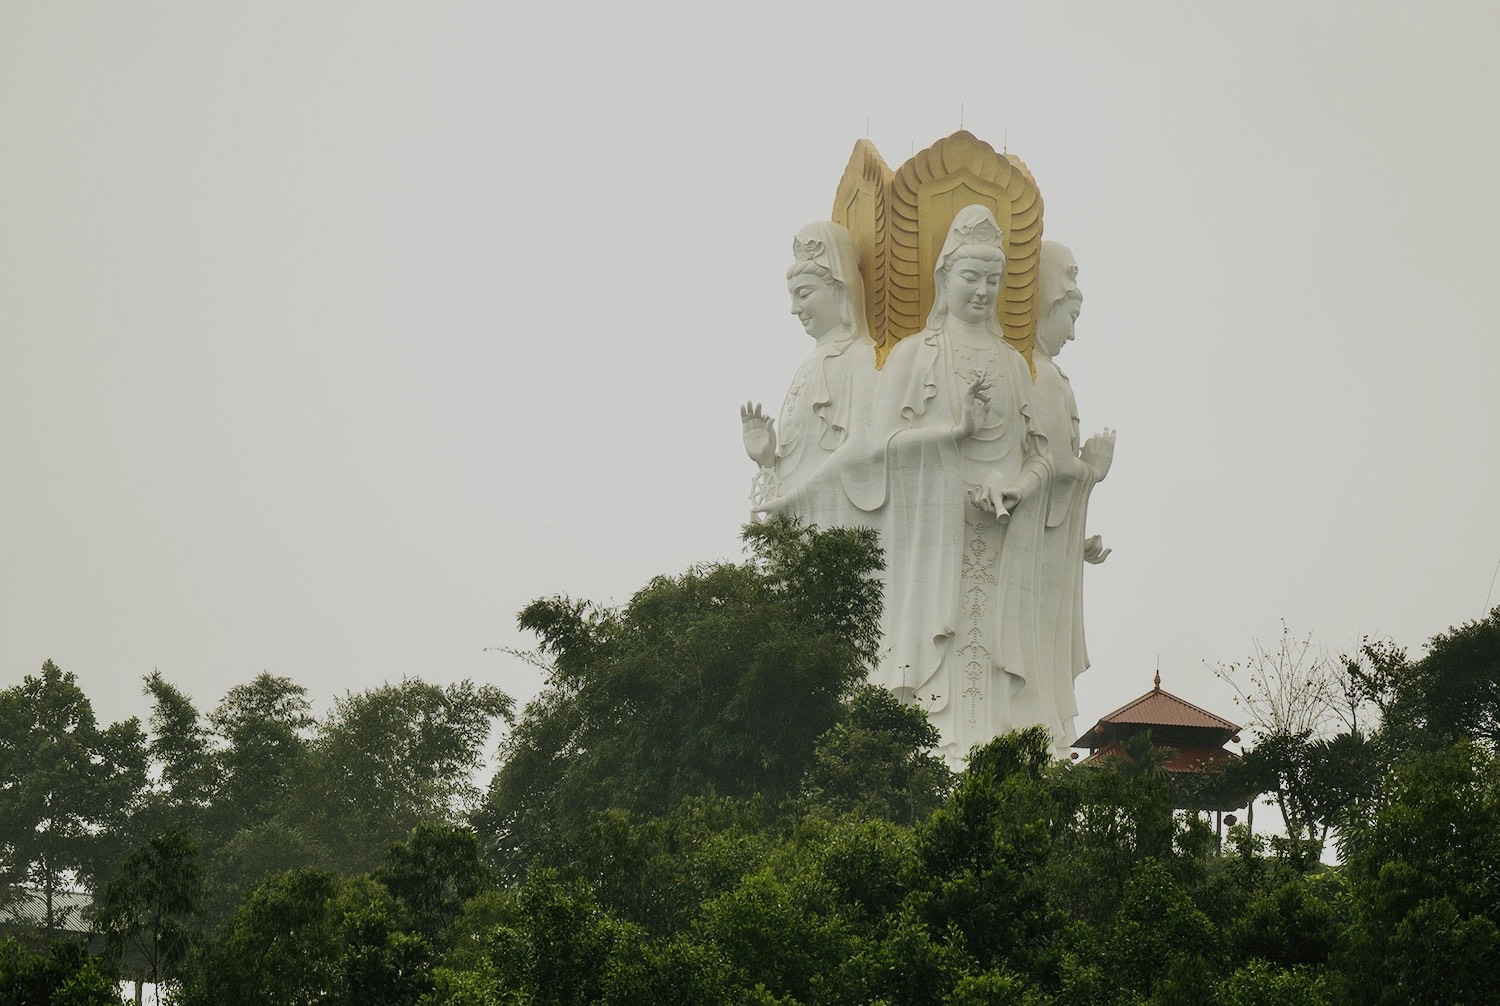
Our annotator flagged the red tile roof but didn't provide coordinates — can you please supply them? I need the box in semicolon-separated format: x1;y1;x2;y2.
1073;684;1240;746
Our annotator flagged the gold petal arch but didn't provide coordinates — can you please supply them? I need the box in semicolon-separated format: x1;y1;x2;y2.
832;130;1044;367
830;139;893;354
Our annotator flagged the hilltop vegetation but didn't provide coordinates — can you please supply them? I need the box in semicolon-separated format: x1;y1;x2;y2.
3;519;1499;1005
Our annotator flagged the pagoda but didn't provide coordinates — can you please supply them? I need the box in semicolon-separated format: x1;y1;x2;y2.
1071;669;1254;821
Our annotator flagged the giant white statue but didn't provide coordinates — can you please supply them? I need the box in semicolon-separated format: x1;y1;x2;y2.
740;222;878;530
739;132;1115;765
1030;240;1115;745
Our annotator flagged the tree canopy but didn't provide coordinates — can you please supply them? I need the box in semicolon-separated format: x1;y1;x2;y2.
479;517;886;874
7;541;1500;1004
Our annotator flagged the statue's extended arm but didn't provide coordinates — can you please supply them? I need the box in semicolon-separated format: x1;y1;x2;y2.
883;375;992;450
1080;431;1115;558
971;461;1046;521
969;385;1051;521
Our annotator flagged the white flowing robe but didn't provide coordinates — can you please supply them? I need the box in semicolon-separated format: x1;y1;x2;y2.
768;334;879;531
842;327;1052;765
1030;356;1101;745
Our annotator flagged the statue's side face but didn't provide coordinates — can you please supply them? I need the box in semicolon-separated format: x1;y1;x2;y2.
787;273;843;339
1035;250;1081;359
943;256;1004;327
1036;295;1081;358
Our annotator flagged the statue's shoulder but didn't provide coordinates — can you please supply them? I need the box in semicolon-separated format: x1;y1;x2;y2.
1037;358;1077;401
883;329;939;368
822;335;878;365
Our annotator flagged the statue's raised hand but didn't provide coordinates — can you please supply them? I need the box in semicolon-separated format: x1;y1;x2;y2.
740;401;777;469
954;377;993;439
1081;427;1116;481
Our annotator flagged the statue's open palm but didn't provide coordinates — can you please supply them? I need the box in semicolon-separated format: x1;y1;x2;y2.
740;401;777;468
1081;427;1116;481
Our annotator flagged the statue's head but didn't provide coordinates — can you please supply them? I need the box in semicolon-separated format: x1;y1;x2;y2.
1035;240;1082;359
929;205;1007;331
787;222;869;342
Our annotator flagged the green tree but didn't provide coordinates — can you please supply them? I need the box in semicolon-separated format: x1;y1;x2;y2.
1341;742;1500;1006
1214;960;1330;1006
551;796;777;937
291;679;511;873
201;818;333;924
464;870;635;1006
373;823;490;948
206;672;314;838
1235;730;1323;864
480;518;883;873
695;862;860;1003
185;868;340;1006
188;672;318;915
1366;608;1500;753
0;937;123;1006
1209;625;1372;861
804;684;952;824
0;661;147;925
944;969;1052;1006
911;730;1056;979
178;869;434;1006
1099;860;1220;1006
325;877;434;1006
1226;875;1345;973
137;672;213;835
94;829;205;993
1045;736;1191;929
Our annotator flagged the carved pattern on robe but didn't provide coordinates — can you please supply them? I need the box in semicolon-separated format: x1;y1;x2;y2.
776;364;810;458
958;506;998;725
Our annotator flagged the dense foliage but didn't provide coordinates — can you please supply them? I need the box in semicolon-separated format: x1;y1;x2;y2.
3;522;1499;1004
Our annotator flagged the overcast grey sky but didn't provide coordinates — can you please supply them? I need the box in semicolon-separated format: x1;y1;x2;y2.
4;2;1499;748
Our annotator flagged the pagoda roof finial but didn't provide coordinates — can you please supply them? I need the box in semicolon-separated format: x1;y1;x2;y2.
1154;658;1161;691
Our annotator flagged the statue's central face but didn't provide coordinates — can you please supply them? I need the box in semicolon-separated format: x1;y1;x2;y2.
787;273;842;339
944;256;1004;327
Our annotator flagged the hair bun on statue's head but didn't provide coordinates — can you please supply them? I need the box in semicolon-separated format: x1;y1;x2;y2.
937;205;1008;272
792;236;827;263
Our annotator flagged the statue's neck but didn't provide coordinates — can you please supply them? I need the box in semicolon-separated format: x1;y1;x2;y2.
812;327;855;351
944;317;994;348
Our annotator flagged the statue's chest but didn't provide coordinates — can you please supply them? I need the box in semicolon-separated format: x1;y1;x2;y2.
1031;366;1076;448
777;357;819;450
947;343;1008;421
950;343;1004;386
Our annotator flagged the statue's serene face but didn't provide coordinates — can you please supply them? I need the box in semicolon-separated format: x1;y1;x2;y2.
787;273;843;339
1035;250;1081;359
943;256;1004;326
1036;295;1081;358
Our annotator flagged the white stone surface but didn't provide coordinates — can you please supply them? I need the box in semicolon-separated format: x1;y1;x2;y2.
742;222;879;530
853;206;1050;764
1031;240;1114;747
746;209;1114;765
